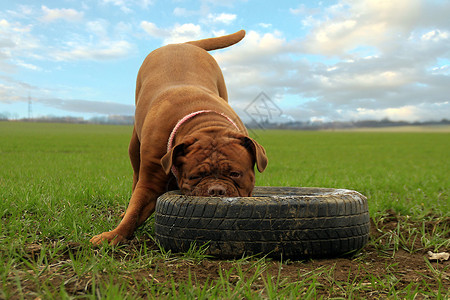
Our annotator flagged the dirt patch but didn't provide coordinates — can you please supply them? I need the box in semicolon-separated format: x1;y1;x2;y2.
6;215;450;299
140;227;448;298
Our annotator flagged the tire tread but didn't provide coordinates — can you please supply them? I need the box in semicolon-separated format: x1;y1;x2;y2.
155;187;370;258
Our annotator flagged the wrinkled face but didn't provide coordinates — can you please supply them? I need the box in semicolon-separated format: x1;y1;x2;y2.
175;136;255;197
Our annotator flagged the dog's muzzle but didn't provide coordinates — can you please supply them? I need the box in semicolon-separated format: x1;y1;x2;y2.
189;179;239;197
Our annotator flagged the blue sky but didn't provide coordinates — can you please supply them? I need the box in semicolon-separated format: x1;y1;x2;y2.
1;0;449;122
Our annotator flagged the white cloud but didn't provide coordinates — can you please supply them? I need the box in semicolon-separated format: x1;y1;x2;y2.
432;64;450;75
210;0;450;123
212;29;227;37
258;23;272;29
299;0;425;56
173;7;198;17
0;75;134;116
213;11;450;122
214;30;285;65
14;59;41;71
86;20;109;38
139;0;154;9
355;106;420;121
114;21;133;39
38;97;135;115
40;6;84;23
52;40;133;61
284;99;450;123
289;5;306;15
0;18;41;71
205;13;237;25
140;21;167;38
0;19;34;41
14;5;34;18
0;70;135;122
1;0;449;122
0;75;42;103
200;0;243;7
173;7;188;17
101;0;153;13
421;30;449;42
212;30;293;111
101;0;132;13
141;22;203;44
318;70;410;89
344;102;450;122
0;7;137;70
166;24;203;44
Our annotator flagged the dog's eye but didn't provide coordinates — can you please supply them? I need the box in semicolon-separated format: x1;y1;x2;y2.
230;172;241;178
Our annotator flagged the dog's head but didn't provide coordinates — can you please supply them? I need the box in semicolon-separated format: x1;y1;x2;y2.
161;132;267;197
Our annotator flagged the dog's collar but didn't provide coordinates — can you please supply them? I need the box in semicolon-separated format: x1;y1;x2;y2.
167;110;240;179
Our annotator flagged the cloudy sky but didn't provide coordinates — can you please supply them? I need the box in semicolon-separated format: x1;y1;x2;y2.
1;0;449;122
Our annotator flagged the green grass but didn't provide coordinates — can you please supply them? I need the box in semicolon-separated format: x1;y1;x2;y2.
1;122;449;299
0;122;132;245
256;130;449;216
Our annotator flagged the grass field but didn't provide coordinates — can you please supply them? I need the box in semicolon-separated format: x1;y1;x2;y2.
1;121;449;299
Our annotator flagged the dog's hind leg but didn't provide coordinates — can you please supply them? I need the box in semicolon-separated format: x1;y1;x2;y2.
129;126;140;192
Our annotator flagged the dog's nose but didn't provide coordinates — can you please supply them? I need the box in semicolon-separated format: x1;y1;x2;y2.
208;184;226;196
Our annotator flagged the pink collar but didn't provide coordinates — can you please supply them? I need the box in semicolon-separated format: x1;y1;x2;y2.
167;110;240;179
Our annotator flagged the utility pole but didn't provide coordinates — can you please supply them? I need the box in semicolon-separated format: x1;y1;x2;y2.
28;94;32;120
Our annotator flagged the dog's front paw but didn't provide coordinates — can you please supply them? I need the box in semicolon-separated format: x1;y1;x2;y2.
90;231;127;246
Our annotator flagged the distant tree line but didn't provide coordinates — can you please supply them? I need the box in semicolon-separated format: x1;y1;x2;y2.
0;112;449;129
0;113;134;125
245;118;450;130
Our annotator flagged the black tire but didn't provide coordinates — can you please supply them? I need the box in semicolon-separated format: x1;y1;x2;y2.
154;186;370;258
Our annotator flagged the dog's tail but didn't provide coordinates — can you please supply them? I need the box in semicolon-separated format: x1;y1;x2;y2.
186;30;245;51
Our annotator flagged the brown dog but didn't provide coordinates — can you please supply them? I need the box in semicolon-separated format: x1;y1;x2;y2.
90;30;268;246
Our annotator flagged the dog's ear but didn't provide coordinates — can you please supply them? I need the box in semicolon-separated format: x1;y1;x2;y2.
160;143;184;175
240;136;268;173
161;137;197;175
